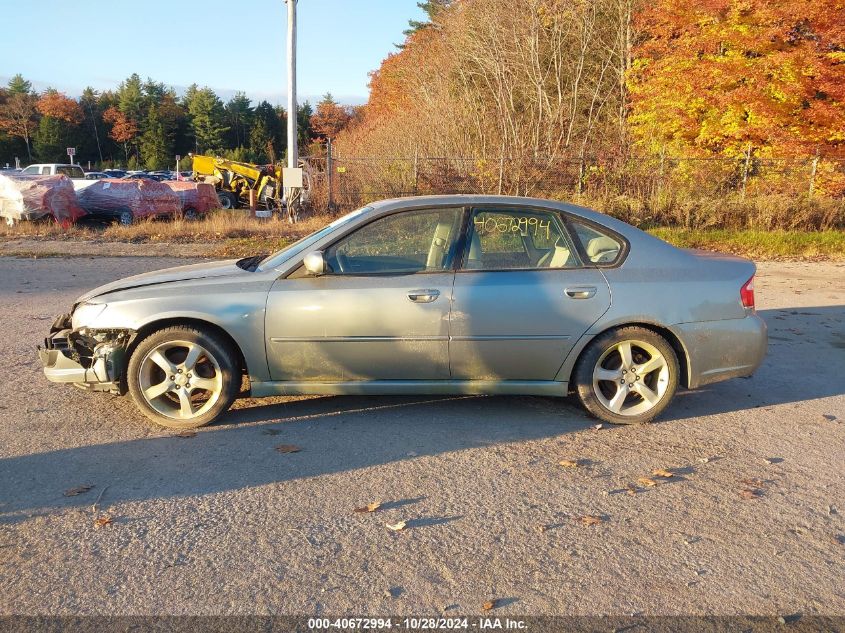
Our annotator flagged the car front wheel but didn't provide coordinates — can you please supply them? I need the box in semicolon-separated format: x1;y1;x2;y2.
573;326;679;425
127;326;240;429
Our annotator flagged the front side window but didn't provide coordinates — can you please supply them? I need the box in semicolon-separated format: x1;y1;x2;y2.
463;208;579;270
569;220;624;265
21;166;39;175
325;208;463;275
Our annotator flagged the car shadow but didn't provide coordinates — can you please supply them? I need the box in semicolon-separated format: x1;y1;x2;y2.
0;394;591;525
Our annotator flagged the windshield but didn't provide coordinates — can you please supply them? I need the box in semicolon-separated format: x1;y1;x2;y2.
256;206;371;271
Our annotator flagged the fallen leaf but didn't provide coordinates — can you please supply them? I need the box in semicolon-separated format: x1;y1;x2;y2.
482;600;498;611
275;444;301;453
626;484;638;496
580;515;603;526
64;485;94;497
637;477;658;488
354;501;382;514
386;521;407;532
93;515;113;529
741;478;765;488
739;488;762;500
175;430;197;438
558;459;579;468
593;424;604;431
698;457;711;464
652;468;674;478
536;524;548;533
262;428;282;436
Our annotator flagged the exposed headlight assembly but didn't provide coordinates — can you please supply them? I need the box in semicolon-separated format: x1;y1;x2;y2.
71;302;108;329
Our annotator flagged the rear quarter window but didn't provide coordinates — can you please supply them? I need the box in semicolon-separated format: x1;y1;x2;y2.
569;220;625;266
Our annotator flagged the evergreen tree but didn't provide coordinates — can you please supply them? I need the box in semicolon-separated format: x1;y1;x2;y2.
140;106;170;170
7;74;33;96
186;87;228;153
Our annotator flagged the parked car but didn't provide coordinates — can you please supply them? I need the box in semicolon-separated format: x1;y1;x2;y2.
19;164;95;191
84;171;109;180
122;173;164;182
38;195;767;429
103;169;127;178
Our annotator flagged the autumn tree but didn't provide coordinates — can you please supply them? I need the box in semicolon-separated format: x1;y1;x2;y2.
0;76;38;160
310;93;352;139
629;0;845;158
103;105;138;162
34;90;84;161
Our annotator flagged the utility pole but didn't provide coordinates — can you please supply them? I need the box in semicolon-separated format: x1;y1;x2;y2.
284;0;301;221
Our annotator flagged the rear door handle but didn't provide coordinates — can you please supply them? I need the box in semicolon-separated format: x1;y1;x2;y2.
565;286;597;299
407;289;440;303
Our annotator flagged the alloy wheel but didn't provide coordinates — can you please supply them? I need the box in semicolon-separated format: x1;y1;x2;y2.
592;339;670;417
137;340;224;420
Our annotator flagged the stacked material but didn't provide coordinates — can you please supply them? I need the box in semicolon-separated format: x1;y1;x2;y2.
77;179;181;220
164;181;219;215
0;174;86;227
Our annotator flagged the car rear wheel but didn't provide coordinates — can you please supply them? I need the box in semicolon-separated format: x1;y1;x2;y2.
127;326;240;429
573;326;679;424
182;207;198;221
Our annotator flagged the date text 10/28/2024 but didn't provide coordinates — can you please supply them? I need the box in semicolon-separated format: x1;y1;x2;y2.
307;618;528;630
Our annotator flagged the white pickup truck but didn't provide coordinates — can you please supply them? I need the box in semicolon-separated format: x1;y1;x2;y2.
19;164;96;190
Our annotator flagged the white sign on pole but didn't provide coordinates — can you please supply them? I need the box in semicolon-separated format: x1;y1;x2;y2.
282;167;303;189
67;147;76;164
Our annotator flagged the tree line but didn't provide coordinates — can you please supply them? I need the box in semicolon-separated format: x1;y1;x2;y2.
335;0;845;195
0;73;357;170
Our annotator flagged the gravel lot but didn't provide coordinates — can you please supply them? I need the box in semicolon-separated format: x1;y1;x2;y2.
0;256;843;617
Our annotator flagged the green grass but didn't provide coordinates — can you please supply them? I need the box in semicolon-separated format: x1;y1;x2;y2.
648;228;845;260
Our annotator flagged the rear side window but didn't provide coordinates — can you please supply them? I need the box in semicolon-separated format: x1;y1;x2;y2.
569;220;624;265
41;166;51;175
463;208;580;270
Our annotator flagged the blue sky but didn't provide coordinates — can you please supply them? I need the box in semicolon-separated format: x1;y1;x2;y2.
0;0;424;105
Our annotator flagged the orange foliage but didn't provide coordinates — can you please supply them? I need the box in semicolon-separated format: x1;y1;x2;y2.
629;0;845;157
36;91;83;125
103;105;138;144
310;97;352;140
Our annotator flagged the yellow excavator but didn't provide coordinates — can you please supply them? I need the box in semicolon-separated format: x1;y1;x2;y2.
191;155;284;211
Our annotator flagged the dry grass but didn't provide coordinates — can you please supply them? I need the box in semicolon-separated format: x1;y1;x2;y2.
0;210;332;245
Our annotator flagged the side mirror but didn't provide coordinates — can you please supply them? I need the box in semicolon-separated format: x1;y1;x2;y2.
303;250;327;275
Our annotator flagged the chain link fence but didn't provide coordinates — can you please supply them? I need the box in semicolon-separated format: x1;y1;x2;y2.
302;149;845;229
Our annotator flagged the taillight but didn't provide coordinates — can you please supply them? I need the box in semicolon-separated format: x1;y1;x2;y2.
740;276;755;311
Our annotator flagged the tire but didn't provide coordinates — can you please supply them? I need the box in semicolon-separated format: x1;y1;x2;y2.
218;191;237;209
573;326;679;425
118;209;134;226
182;207;198;221
126;326;240;429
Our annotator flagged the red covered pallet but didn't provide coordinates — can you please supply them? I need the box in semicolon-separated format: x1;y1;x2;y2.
164;181;219;218
77;179;181;224
0;174;86;228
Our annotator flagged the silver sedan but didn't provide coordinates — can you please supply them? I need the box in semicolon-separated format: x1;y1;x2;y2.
38;195;767;429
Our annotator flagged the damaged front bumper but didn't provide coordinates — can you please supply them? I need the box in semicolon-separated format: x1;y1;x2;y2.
37;313;132;393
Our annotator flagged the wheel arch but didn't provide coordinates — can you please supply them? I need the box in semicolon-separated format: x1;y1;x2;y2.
126;317;249;379
562;321;691;389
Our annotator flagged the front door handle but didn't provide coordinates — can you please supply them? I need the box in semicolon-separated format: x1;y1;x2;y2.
565;286;597;299
407;289;440;303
